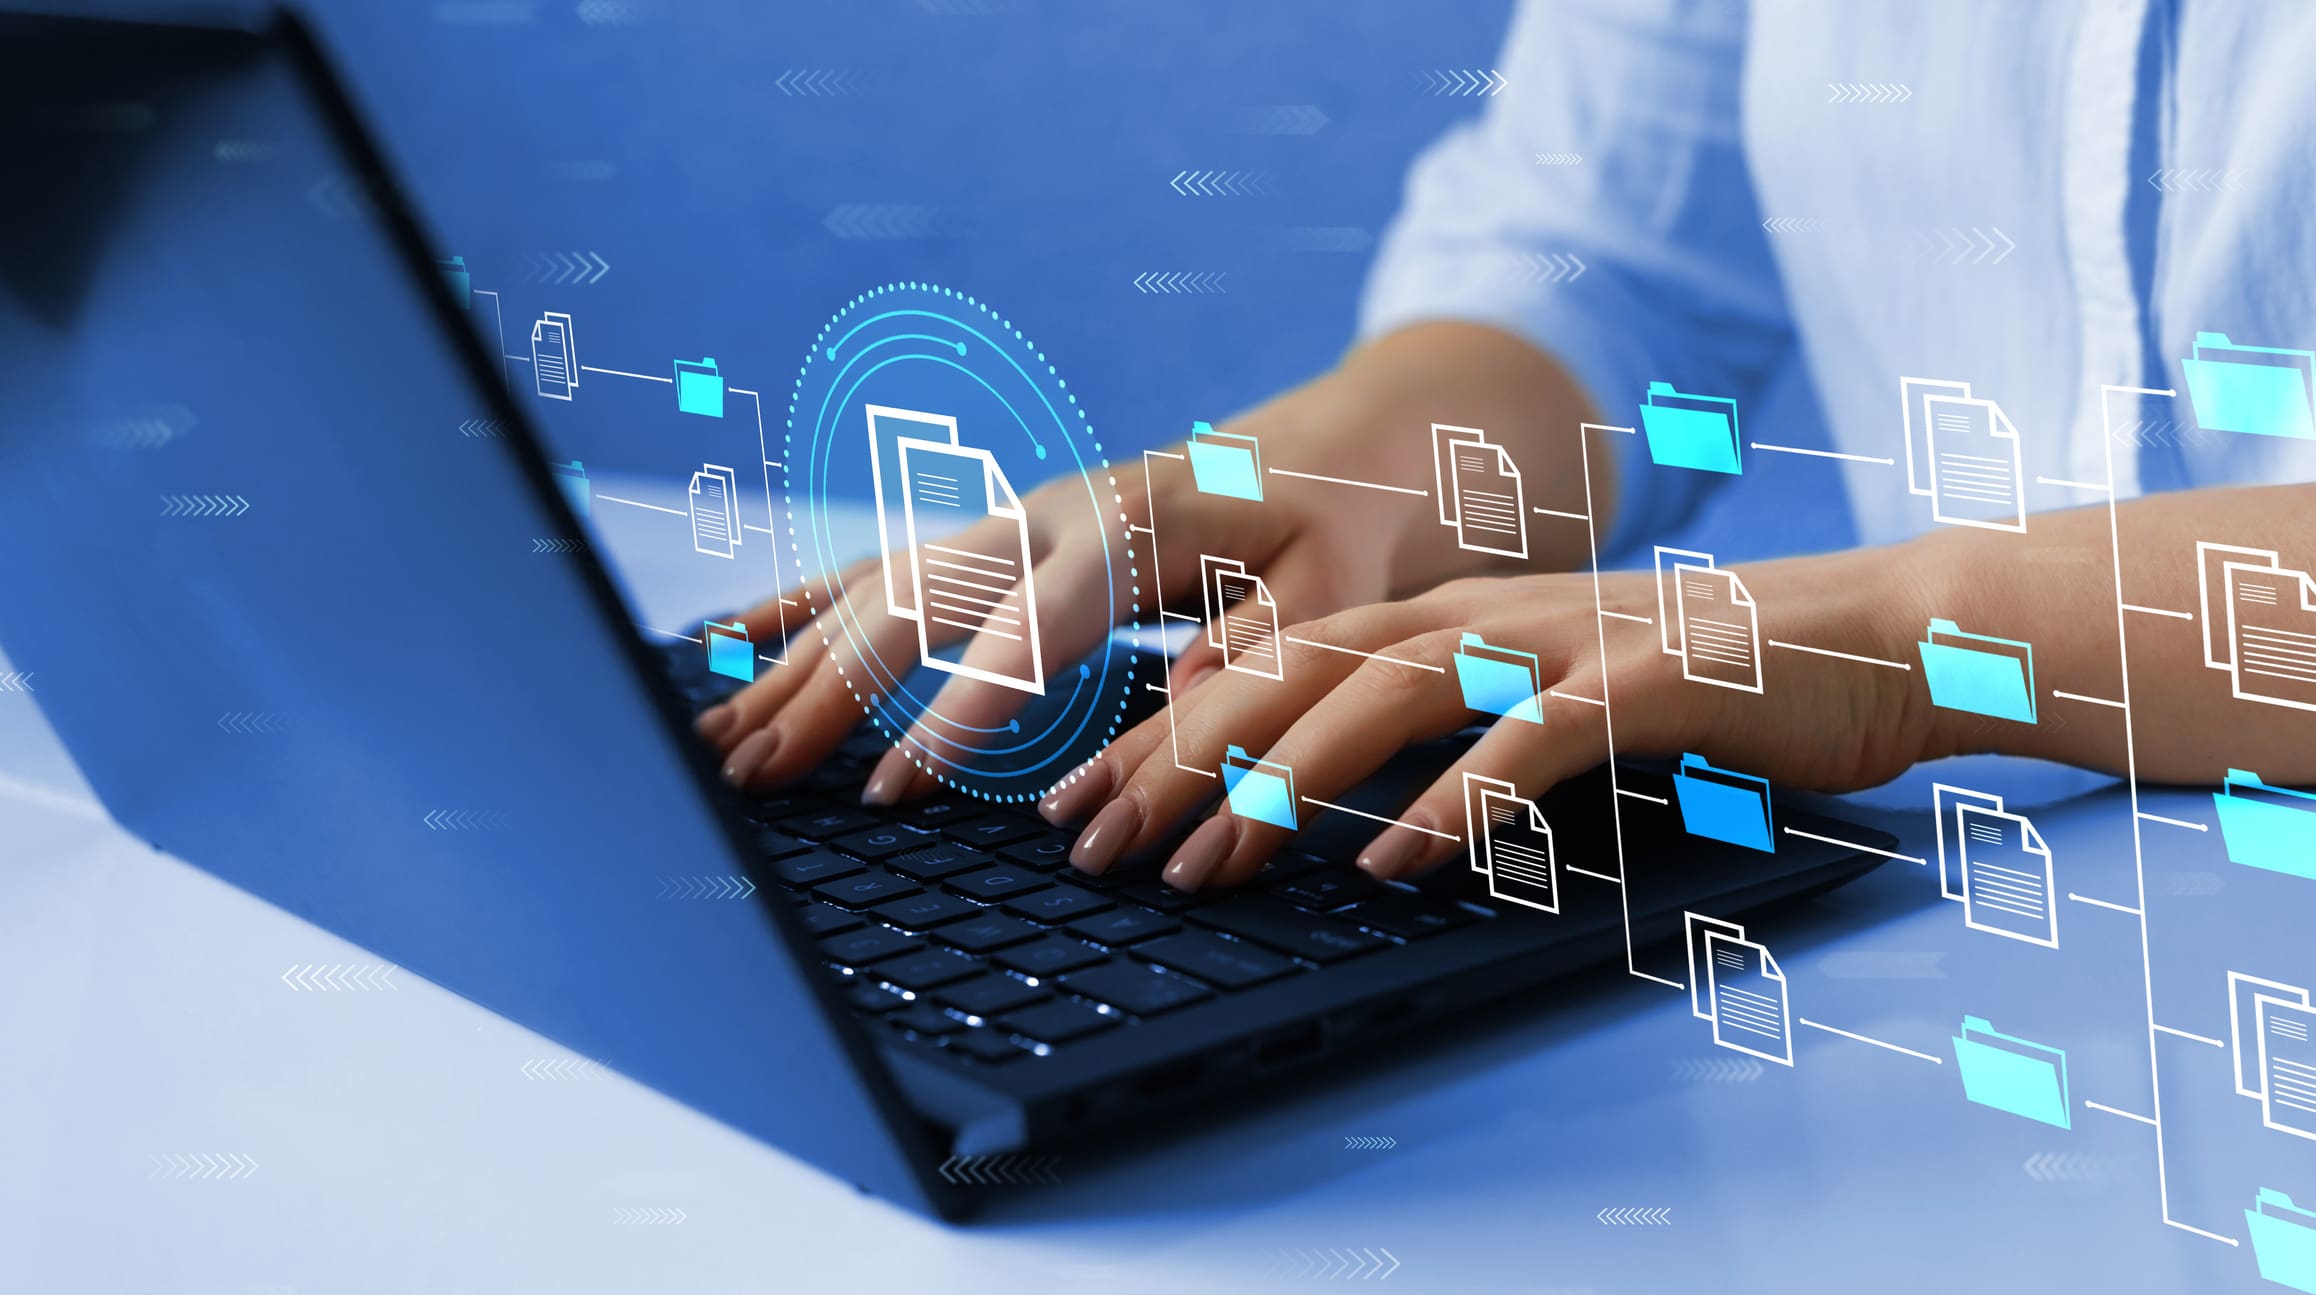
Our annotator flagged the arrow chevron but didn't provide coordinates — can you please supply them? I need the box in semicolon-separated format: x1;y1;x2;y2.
1826;81;1913;104
1508;252;1588;284
776;68;871;97
1267;1247;1402;1280
1419;68;1507;97
158;494;251;517
821;204;966;239
609;1206;688;1224
280;962;399;991
458;419;507;438
422;809;509;831
0;672;33;693
1904;225;2015;266
937;1154;1062;1187
91;404;199;449
2023;1151;2114;1183
521;1057;606;1080
1169;169;1272;197
1342;1136;1398;1150
518;251;610;285
1671;1056;1766;1082
654;874;759;900
531;538;585;553
147;1152;259;1180
2147;167;2250;193
576;0;661;24
215;711;288;735
1595;1207;1673;1225
1132;271;1229;295
1532;151;1583;166
305;173;385;219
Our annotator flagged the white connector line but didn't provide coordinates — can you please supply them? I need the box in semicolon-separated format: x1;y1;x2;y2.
1591;424;1637;434
2067;892;2144;916
1532;506;1591;522
1766;639;1912;670
1749;443;1896;466
1144;683;1170;696
2137;812;2208;832
579;364;672;383
1282;635;1445;673
2153;1024;2225;1048
638;624;702;644
1145;449;1214;780
2052;689;2126;709
2123;604;2194;621
1550;690;1606;707
1299;797;1461;842
1268;467;1429;497
597;494;687;516
1146;449;1185;461
1782;827;1926;865
2164;1220;2240;1247
2037;475;2111;492
1632;971;1684;989
1615;788;1669;805
1130;525;1156;537
1159;611;1200;624
2085;1100;2157;1127
1566;865;1623;884
506;353;532;363
1599;610;1653;625
1797;1017;1944;1064
743;524;775;535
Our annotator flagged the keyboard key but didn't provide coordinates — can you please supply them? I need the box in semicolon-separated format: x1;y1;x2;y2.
1000;884;1115;924
944;815;1044;850
933;912;1043;953
742;793;809;823
1066;905;1179;947
870;889;980;931
1266;869;1384;911
998;831;1078;871
890;1003;964;1036
756;829;812;859
887;843;995;883
774;851;865;887
1061;961;1213;1016
820;925;922;967
945;866;1053;902
994;936;1109;977
998;998;1119;1045
780;807;879;840
831;825;924;861
1191;897;1388;964
935;973;1051;1017
895;795;978;830
1341;890;1483;940
948;1025;1029;1063
875;948;985;991
839;732;893;762
850;983;907;1014
811;869;923;910
798;901;865;936
1135;931;1298;990
1115;878;1220;912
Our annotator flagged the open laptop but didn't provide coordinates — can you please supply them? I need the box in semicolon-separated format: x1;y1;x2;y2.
0;5;1894;1221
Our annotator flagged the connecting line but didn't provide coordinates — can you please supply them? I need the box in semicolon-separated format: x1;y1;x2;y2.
1532;505;1591;522
743;524;775;536
1550;690;1606;707
2137;811;2209;833
1566;865;1623;885
1748;443;1896;466
2085;1100;2158;1127
2052;689;2126;709
596;493;686;516
579;364;672;384
1766;639;1912;670
1615;788;1669;805
1144;449;1216;779
1159;610;1201;624
2123;604;2194;621
1144;683;1170;697
1797;1018;1944;1064
1599;609;1653;625
2037;474;2112;492
1782;826;1926;865
731;385;790;666
1631;971;1686;989
1267;467;1429;497
638;624;702;644
2165;1220;2241;1248
2068;891;2144;917
1146;449;1185;462
2153;1024;2226;1048
1281;635;1445;674
1300;797;1461;842
473;289;510;389
1576;422;1656;989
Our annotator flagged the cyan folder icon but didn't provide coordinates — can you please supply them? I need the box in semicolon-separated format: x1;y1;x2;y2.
2183;332;2316;440
2214;769;2316;881
1952;1016;2070;1128
1672;753;1775;853
1919;618;2037;723
2248;1188;2316;1294
435;255;470;309
675;357;725;418
1453;632;1543;724
550;459;590;518
1639;381;1742;475
1221;744;1298;830
1186;421;1264;501
705;620;755;683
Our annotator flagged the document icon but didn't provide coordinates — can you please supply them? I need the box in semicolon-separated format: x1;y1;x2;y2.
550;459;591;518
1672;753;1775;853
2229;973;2316;1143
1462;773;1558;912
1957;801;2057;948
531;310;576;401
1453;632;1543;724
675;357;725;418
689;463;741;559
435;255;470;309
1640;381;1742;474
1654;546;1761;693
1919;618;2037;723
2215;769;2316;881
1900;377;2027;533
1685;913;1791;1066
1186;421;1264;501
704;620;755;683
1201;555;1283;680
2198;543;2316;712
2183;332;2316;440
2248;1189;2316;1294
1221;745;1298;830
1431;424;1528;558
1953;1017;2070;1128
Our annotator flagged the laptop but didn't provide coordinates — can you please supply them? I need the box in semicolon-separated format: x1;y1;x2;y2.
0;6;1895;1221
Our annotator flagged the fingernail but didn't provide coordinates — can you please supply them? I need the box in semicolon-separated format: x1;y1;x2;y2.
695;704;736;742
722;727;780;787
1040;759;1114;825
1357;818;1432;880
861;746;913;806
1163;815;1237;892
1069;795;1143;876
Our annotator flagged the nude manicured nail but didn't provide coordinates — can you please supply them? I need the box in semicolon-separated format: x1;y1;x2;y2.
722;728;780;787
1357;820;1430;880
694;704;737;742
861;747;914;806
1069;795;1143;875
1040;760;1114;825
1163;815;1237;892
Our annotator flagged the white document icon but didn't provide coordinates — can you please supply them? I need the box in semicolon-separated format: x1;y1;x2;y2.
1461;773;1557;913
1685;912;1792;1066
532;310;577;401
1654;545;1762;693
2229;972;2316;1143
2197;542;2316;712
1956;802;2057;948
688;463;740;559
1200;555;1283;680
1431;423;1529;559
1901;377;2026;533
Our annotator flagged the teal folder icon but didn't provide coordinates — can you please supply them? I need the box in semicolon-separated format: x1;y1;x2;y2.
1186;421;1263;501
1639;381;1742;474
1221;744;1298;830
2214;769;2316;881
435;255;470;309
2182;332;2316;440
1952;1016;2070;1128
705;620;755;683
675;357;725;418
1919;618;2037;723
1453;632;1543;723
550;459;590;518
1672;754;1775;852
2248;1188;2316;1293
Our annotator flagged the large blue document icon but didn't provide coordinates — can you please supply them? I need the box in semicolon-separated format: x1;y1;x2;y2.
1952;1016;2070;1128
1639;381;1742;474
1672;753;1775;852
1453;632;1544;723
2214;769;2316;881
2182;332;2316;440
2249;1189;2316;1294
1919;618;2038;723
1221;745;1298;830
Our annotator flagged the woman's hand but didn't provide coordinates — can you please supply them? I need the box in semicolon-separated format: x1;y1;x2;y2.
1040;545;1945;890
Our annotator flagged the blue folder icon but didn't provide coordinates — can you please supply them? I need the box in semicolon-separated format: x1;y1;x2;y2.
1953;1016;2070;1128
435;255;470;309
550;459;590;518
1639;381;1742;474
675;357;725;418
1186;421;1264;501
1221;744;1298;830
705;620;755;683
2214;769;2316;881
1919;618;2038;724
2182;332;2316;440
1672;753;1775;852
1453;632;1543;723
2248;1188;2316;1294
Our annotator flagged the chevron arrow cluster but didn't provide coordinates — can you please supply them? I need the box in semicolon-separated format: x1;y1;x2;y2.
160;494;250;517
1342;1136;1397;1150
1229;105;1330;135
1419;68;1506;97
2110;417;2218;449
776;68;869;97
609;1206;687;1224
1267;226;1374;253
92;404;199;449
458;419;507;438
1905;225;2015;265
281;962;398;991
148;1152;259;1180
1133;271;1228;294
2147;167;2249;193
422;809;508;831
821;204;964;239
576;0;661;24
1826;82;1912;103
1170;169;1271;197
1511;252;1587;284
531;538;585;553
305;173;384;219
520;1057;606;1080
656;874;757;899
519;251;610;285
1760;216;1829;233
2023;1152;2113;1183
1268;1248;1401;1280
216;711;288;735
1532;151;1582;166
1596;1207;1672;1225
1672;1056;1766;1082
937;1154;1060;1186
0;672;33;693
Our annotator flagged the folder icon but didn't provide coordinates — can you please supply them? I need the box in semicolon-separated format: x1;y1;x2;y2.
1672;753;1775;853
2183;332;2316;440
436;255;470;309
2250;1189;2316;1293
1952;1016;2070;1128
675;357;725;418
549;459;590;518
1453;632;1544;724
1919;618;2038;723
2215;769;2316;881
1639;381;1742;475
1221;744;1298;830
704;620;755;683
1186;421;1263;501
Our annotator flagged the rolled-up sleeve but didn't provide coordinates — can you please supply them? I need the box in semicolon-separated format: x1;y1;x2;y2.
1359;0;1793;557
